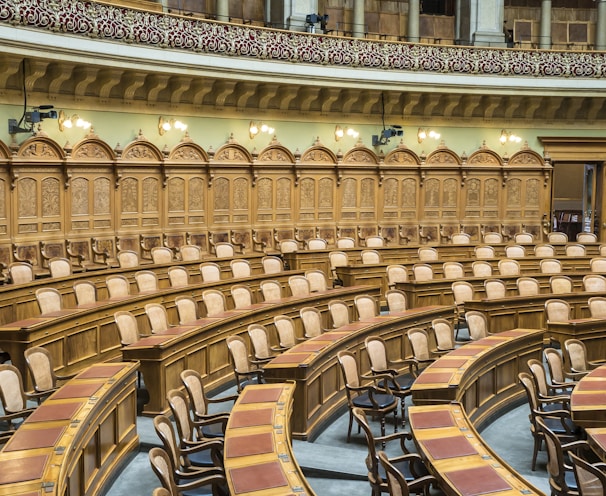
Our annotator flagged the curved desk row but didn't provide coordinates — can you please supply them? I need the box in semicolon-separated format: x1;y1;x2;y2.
262;305;455;440
0;362;139;496
409;403;544;496
122;285;380;416
224;382;316;496
410;328;544;428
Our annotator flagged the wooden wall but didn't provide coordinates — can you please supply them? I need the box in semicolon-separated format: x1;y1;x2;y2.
0;131;552;264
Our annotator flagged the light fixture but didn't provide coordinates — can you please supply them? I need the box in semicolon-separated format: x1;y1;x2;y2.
499;129;522;144
249;121;275;139
417;128;440;143
158;117;187;136
58;111;92;132
335;125;359;141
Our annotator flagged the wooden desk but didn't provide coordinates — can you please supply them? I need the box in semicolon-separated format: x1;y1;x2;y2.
0;362;138;496
570;365;606;428
262;305;455;440
122;285;380;416
411;329;544;428
409;403;544;496
224;382;315;496
547;317;606;359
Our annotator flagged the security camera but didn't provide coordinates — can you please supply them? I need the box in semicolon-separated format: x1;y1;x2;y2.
372;126;404;146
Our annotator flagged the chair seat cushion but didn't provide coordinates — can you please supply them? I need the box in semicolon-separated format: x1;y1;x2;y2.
378;457;428;482
352;392;396;410
201;422;224;439
379;375;414;393
543;416;580;437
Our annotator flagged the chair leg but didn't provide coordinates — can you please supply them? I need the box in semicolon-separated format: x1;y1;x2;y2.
347;410;353;443
393;410;398;433
380;415;386;448
531;437;541;471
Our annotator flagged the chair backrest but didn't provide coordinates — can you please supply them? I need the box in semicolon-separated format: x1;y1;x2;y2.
279;239;299;253
226;335;253;374
378;450;419;496
351;407;383;488
474;245;495;260
288;275;310;297
167;266;189;287
432;318;455;351
179;244;201;262
148;447;179;496
8;262;34;284
337;350;361;389
543;348;568;385
534;244;556;257
106;274;131;299
484;278;506;300
451;232;471;245
24;346;57;392
565;243;586;257
548;232;568;243
483;232;503;244
329;251;348;270
261;256;283;274
167;388;197;445
200;262;222;282
570;450;606;496
527;358;551;397
443;261;464;279
35;287;63;314
329;299;350;328
407;328;432;361
114;311;140;345
355;294;378;321
365;235;384;247
505;245;525;259
590;257;606;273
498;258;520;275
385;289;407;314
145;303;170;333
152;414;182;473
386;264;408;288
135;270;158;292
0;364;28;415
516;277;540;296
247;324;274;360
274;315;297;349
300;306;324;338
202;289;227;316
174;295;199;324
545;298;571;322
180;369;210;417
305;269;328;292
515;232;534;244
49;257;72;278
451;281;474;306
577;232;597;243
550;275;573;294
564;339;591;374
583;274;606;292
73;280;97;305
601;245;606;257
466;310;488;340
361;249;381;265
215;242;235;258
588;296;606;319
260;279;282;301
230;259;251;278
306;238;327;250
336;237;355;248
151;246;173;264
231;284;253;309
417;247;438;261
536;416;575;496
412;263;433;281
471;260;493;277
117;250;139;268
540;258;562;274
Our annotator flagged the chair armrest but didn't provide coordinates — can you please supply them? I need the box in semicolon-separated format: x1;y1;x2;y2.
207;393;239;404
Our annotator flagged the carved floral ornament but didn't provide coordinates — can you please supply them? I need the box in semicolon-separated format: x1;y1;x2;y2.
1;0;606;79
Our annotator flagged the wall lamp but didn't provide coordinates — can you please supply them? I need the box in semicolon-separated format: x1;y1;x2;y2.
417;128;440;143
500;129;522;144
58;111;91;132
335;125;359;141
158;117;187;136
249;121;275;139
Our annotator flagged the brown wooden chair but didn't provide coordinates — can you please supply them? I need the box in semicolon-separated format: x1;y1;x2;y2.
465;310;489;341
300;306;328;338
202;289;229;317
225;335;265;393
0;364;41;429
362;249;382;265
550;275;574;295
306;238;328;250
545;299;572;323
471;260;492;277
412;263;433;282
355;294;379;321
261;255;283;274
588;296;606;319
135;270;159;293
106;274;131;299
407;328;448;368
8;262;34;284
385;289;407;314
483;231;503;244
24;346;76;399
179;244;202;262
328;250;348;286
247;324;280;362
431;318;467;352
527;358;573;407
117;250;139;268
35;287;63;314
145;303;173;333
564;339;605;378
167;266;190;287
417;247;438;261
288;274;310;297
259;279;282;302
377;450;436;496
484;278;506;299
386;264;408;290
498;258;521;275
114;310;148;346
570;451;606;496
516;277;540;296
199;262;222;282
535;244;556;257
543;347;583;387
583;274;606;293
175;296;201;325
48;257;72;278
73;280;97;305
305;269;328;293
230;258;251;278
337;350;398;443
273;315;303;349
474;245;495;260
328;299;350;328
229;284;253;310
442;261;464;279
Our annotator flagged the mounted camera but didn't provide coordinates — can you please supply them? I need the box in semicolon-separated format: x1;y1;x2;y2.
8;105;58;134
372;125;403;146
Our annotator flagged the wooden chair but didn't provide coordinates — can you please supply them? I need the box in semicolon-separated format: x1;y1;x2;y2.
0;364;41;429
471;260;492;277
431;318;467;352
199;262;222;282
355;294;379;321
590;257;606;272
540;258;562;274
336;237;355;248
328;299;350;328
451;281;474;335
385;289;407;314
151;246;174;264
225;335;265;393
377;449;436;496
179;244;202;262
466;310;489;340
498;258;520;276
412;264;433;282
8;262;34;284
35;287;63;314
588;296;606;319
583;274;606;292
337;350;398;442
300;306;328;338
247;324;280;362
365;235;385;248
117;250;139;268
577;232;597;243
174;296;201;325
214;242;235;258
106;274;131;299
73;280;97;305
535;244;556;257
259;279;282;302
386;264;408;289
288;275;310;297
417;247;438;261
527;358;574;405
261;255;283;274
442;261;464;279
484;278;506;300
230;259;251;278
550;275;573;294
569;451;606;496
114;311;147;346
167;266;190;287
505;245;525;259
48;257;72;278
329;250;348;286
451;232;471;244
202;289;228;317
516;277;540;296
483;232;503;244
24;346;76;399
306;238;328;250
145;303;173;333
305;269;328;292
407;328;447;368
545;299;571;322
514;232;534;244
563;339;604;377
135;270;158;292
543;348;583;387
565;243;586;257
600;245;606;257
361;249;382;265
273;315;303;349
230;284;254;309
278;239;299;253
474;245;495;260
548;232;569;243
